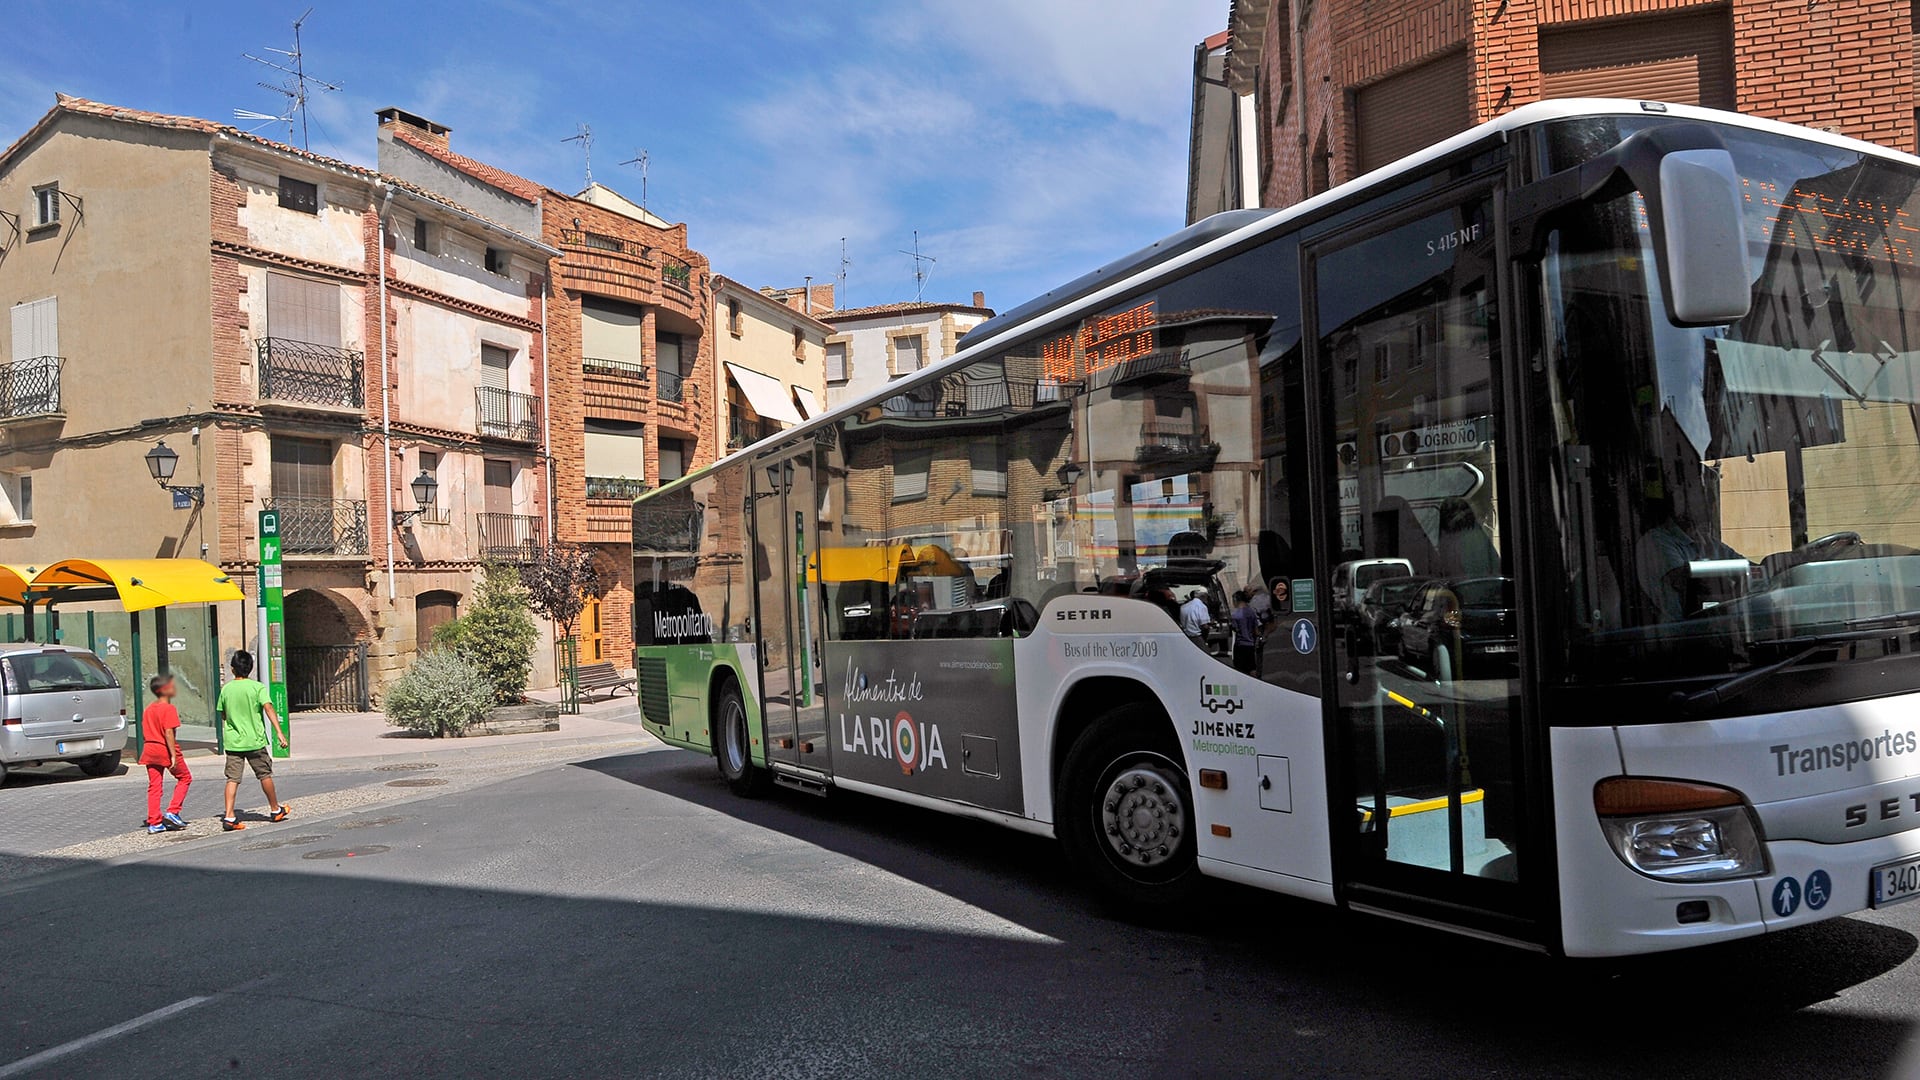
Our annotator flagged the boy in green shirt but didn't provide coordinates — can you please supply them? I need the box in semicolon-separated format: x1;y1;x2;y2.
217;650;289;831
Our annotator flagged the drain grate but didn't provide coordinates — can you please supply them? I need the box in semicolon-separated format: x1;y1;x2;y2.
302;845;390;860
385;778;448;788
374;762;440;772
337;815;403;830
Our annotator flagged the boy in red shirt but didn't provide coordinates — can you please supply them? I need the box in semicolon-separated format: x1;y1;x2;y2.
141;674;192;834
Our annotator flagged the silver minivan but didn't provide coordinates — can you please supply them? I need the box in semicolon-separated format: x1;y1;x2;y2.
0;644;128;785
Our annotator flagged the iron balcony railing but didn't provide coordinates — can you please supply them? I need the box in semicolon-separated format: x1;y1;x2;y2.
1136;423;1218;462
585;476;650;501
582;356;648;381
476;513;544;561
661;255;694;291
729;415;780;449
258;338;365;409
657;367;691;404
559;229;645;257
0;356;62;418
476;386;541;442
264;497;370;556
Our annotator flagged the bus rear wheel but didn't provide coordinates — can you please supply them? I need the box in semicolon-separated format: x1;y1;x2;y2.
1059;704;1199;912
714;678;769;797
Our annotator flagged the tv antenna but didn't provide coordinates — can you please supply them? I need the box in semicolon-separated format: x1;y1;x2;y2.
563;124;594;186
898;231;936;301
838;237;850;311
617;149;649;211
240;8;340;150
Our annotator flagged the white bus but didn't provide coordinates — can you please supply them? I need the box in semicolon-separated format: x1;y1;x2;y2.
631;100;1920;956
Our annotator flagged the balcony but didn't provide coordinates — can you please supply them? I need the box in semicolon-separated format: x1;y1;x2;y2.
0;357;63;420
264;497;369;556
657;367;692;404
583;356;648;382
1136;423;1219;465
258;338;364;410
585;476;650;502
476;387;541;442
729;415;778;450
476;513;544;562
660;254;693;292
559;229;645;257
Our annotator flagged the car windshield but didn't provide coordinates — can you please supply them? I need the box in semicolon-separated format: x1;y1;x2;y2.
1537;118;1920;695
1353;563;1405;589
1451;578;1510;608
1369;579;1425;606
2;651;117;694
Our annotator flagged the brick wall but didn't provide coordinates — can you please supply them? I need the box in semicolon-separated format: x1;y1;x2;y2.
1248;0;1920;209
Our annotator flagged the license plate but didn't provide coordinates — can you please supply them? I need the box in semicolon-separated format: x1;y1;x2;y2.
56;738;102;755
1481;644;1517;654
1871;856;1920;908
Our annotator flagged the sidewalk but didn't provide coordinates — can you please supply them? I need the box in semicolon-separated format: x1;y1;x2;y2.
179;685;647;765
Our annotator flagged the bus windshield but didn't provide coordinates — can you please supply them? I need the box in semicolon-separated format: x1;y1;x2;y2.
1538;118;1920;702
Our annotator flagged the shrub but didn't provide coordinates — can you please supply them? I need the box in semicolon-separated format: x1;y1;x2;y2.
383;649;494;738
442;564;538;705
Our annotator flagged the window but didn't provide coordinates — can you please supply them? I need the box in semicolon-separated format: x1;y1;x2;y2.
892;447;930;502
657;332;684;375
3;474;33;525
480;344;513;389
657;438;687;483
892;333;925;376
826;340;849;383
484;247;507;276
277;176;319;215
970;443;1005;496
266;273;342;347
1373;343;1391;383
793;326;806;359
727;299;743;336
31;184;58;228
413;217;431;252
416;451;447;522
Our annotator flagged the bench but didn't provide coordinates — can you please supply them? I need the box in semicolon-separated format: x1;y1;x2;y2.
574;661;635;701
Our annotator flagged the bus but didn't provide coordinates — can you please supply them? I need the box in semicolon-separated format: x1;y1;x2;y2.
631;99;1920;956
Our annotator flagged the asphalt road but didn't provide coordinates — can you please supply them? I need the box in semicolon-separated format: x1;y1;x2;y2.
3;746;1918;1079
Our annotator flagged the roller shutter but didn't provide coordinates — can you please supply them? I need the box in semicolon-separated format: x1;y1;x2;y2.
1539;9;1734;109
1355;51;1474;175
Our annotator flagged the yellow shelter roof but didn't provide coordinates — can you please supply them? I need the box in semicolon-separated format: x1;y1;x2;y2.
814;544;970;584
28;559;245;612
0;565;34;606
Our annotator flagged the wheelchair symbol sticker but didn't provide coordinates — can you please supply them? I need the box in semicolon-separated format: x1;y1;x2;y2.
1805;869;1831;911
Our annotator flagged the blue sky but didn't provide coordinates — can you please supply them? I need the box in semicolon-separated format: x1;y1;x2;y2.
2;0;1227;313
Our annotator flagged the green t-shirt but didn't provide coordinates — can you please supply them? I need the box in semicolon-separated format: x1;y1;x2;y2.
218;677;273;753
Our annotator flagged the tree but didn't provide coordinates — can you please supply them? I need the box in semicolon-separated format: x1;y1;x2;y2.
522;543;611;652
434;563;539;706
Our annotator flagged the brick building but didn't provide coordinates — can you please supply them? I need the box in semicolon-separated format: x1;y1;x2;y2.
1224;0;1917;211
378;109;717;669
0;95;559;703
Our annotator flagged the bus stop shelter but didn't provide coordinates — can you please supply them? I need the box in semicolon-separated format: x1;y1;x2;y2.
2;558;245;754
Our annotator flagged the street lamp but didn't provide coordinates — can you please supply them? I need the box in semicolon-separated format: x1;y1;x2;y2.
393;470;439;528
143;441;204;505
1057;461;1083;489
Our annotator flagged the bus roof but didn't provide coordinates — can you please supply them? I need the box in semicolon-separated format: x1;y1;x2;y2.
640;98;1920;506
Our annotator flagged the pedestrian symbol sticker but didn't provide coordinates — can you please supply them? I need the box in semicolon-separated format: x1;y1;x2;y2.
1291;619;1317;655
1772;876;1801;917
1805;869;1831;911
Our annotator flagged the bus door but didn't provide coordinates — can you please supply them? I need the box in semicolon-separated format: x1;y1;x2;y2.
750;443;827;770
1304;179;1536;937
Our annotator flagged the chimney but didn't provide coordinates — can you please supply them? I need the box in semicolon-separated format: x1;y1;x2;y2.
972;291;986;309
375;107;453;150
803;275;814;314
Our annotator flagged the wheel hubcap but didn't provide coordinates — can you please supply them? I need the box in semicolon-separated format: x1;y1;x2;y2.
1100;763;1186;869
723;702;746;773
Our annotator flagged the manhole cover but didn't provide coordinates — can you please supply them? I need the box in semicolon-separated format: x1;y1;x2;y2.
385;778;448;788
374;762;440;772
238;834;331;852
338;815;403;830
302;845;390;860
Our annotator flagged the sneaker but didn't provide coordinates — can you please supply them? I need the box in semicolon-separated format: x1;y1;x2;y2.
268;806;290;823
221;817;246;832
147;823;167;834
162;812;188;829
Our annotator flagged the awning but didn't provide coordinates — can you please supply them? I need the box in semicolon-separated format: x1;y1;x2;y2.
814;544;970;584
724;362;806;426
792;385;825;419
0;565;34;606
29;558;246;613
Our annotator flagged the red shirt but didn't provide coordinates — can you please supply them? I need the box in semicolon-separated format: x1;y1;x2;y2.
139;702;180;766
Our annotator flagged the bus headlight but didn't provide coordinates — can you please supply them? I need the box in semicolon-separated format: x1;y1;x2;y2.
1594;777;1768;882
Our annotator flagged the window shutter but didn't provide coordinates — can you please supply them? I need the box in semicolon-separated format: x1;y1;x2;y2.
826;342;848;382
270;437;334;500
11;297;56;361
892;448;930;502
970;443;1006;496
581;298;644;363
1354;51;1473;174
483;459;515;515
1540;9;1735;109
266;273;342;348
481;344;513;390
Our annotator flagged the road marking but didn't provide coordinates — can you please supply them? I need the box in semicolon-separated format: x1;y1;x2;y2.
0;996;210;1078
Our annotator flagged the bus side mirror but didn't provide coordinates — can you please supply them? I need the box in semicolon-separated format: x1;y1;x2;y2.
1648;148;1752;327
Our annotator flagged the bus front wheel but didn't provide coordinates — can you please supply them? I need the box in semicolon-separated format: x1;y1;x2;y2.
714;678;770;797
1059;705;1200;912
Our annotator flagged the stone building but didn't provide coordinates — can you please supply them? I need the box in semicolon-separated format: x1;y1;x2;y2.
820;298;994;410
713;277;833;453
1224;0;1918;212
377;109;716;669
0;95;558;703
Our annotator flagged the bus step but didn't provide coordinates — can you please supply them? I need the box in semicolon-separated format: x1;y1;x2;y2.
773;770;830;797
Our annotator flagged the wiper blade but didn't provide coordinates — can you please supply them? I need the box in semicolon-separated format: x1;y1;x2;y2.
1675;615;1920;715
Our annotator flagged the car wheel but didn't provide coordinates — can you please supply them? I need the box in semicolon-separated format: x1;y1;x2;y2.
0;758;9;787
714;677;770;797
75;749;122;778
1059;703;1200;913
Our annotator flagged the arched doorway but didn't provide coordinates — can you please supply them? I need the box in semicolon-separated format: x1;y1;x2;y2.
416;590;461;653
282;588;371;712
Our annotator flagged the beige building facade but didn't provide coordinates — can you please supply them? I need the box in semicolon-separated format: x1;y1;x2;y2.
713;277;832;453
